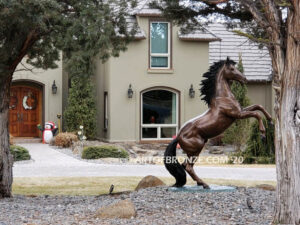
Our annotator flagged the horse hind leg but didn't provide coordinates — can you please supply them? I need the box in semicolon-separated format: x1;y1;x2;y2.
183;157;210;189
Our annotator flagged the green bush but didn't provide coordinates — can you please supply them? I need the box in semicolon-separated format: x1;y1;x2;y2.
228;118;275;164
64;77;97;139
10;145;31;161
82;146;129;159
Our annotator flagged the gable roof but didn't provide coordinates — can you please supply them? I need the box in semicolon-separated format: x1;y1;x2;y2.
208;23;272;82
129;0;219;42
132;0;161;16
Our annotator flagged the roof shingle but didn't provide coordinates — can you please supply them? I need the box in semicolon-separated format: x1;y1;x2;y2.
208;23;272;82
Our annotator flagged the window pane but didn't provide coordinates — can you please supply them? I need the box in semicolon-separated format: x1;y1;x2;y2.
161;127;177;138
151;57;168;68
151;23;168;54
143;90;177;125
142;128;157;139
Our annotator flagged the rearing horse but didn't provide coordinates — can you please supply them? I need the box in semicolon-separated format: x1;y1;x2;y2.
164;57;272;188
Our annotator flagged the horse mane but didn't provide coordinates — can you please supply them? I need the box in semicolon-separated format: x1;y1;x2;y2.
200;58;236;105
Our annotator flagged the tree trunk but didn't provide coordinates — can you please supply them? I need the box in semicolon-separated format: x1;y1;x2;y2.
274;3;300;224
0;74;13;198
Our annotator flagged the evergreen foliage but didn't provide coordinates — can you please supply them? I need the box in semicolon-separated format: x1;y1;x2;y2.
230;118;275;164
0;0;137;74
64;77;97;139
82;146;129;159
222;55;251;150
10;146;31;161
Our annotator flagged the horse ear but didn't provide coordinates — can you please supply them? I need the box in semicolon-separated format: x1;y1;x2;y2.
225;57;231;65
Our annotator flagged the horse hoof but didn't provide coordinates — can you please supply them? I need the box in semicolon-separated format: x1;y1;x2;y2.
260;134;266;142
172;184;183;188
203;185;210;189
197;183;210;189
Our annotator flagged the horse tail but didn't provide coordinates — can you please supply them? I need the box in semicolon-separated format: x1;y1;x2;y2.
164;138;186;187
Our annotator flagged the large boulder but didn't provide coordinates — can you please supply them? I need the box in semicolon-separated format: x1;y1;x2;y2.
95;199;136;219
135;175;165;191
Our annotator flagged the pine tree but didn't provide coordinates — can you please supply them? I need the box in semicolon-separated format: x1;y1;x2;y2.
222;54;251;150
64;77;96;139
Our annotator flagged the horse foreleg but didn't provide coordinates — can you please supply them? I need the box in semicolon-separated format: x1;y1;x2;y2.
236;111;266;136
183;156;210;189
242;104;272;121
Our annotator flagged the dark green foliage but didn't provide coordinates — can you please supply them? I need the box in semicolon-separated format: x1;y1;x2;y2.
222;56;251;149
0;0;137;76
153;0;286;48
64;77;96;139
10;145;31;161
229;118;275;164
82;146;129;159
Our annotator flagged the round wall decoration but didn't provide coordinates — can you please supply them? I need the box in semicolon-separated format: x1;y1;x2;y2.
23;92;37;110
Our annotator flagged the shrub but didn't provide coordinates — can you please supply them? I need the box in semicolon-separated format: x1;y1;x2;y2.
222;54;251;150
64;77;97;139
82;146;129;159
10;145;31;161
55;132;78;148
228;118;275;164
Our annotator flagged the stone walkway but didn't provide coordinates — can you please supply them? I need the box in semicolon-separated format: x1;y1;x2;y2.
13;143;276;181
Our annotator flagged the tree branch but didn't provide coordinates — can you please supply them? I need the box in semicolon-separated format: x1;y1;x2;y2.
9;30;39;72
238;0;269;28
14;62;36;73
202;0;228;4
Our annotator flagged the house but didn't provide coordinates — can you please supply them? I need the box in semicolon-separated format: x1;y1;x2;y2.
9;0;274;142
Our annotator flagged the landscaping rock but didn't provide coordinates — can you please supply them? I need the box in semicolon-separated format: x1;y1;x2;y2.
256;184;276;191
135;175;165;191
0;187;275;224
209;147;224;155
95;199;136;219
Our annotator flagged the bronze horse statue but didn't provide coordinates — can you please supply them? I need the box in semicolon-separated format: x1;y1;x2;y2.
164;57;272;188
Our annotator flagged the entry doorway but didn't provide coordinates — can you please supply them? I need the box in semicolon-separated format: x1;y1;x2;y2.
9;84;42;137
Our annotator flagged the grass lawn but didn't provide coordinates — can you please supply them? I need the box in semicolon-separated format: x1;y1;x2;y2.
13;177;276;196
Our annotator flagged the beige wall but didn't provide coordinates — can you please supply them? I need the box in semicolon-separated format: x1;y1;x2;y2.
12;58;63;126
95;17;210;142
247;82;274;117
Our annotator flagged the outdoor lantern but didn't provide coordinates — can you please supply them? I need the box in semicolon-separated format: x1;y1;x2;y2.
189;84;195;98
52;80;58;94
128;84;133;98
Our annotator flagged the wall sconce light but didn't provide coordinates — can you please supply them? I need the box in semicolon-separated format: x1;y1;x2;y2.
127;84;133;98
52;80;58;94
189;84;195;98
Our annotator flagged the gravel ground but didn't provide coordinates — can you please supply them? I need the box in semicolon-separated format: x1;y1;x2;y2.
0;187;274;225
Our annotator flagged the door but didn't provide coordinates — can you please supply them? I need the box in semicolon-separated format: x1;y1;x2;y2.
9;86;41;137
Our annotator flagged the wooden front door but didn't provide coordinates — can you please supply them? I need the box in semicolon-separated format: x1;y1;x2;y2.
9;86;41;137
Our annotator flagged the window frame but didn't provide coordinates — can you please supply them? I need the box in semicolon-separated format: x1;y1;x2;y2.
103;91;108;131
149;21;172;70
140;88;179;141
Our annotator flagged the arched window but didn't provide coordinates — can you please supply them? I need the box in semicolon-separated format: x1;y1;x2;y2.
141;89;178;140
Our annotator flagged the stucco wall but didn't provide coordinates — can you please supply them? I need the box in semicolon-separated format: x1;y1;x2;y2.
247;82;274;117
97;17;210;142
12;58;63;126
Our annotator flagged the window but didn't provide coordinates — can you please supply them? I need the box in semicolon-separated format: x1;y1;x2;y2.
104;92;108;131
150;22;171;69
141;89;178;140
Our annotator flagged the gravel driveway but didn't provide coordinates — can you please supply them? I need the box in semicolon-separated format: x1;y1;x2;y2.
13;143;276;181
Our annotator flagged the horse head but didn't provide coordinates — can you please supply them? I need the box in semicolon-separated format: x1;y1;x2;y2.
222;57;247;84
